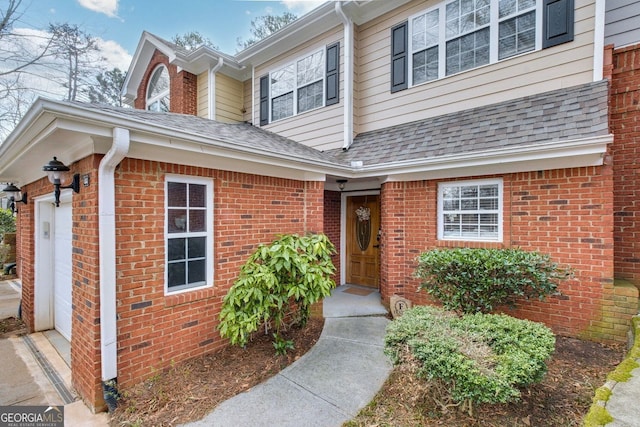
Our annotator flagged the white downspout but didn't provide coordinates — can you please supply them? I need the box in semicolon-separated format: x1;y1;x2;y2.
335;2;354;150
98;127;130;384
251;65;256;125
208;57;224;120
593;0;605;81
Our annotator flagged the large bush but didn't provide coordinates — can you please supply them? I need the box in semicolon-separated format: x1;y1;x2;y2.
415;248;571;314
385;306;555;414
218;233;336;350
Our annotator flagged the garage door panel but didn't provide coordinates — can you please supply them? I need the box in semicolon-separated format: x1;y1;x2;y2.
54;202;73;340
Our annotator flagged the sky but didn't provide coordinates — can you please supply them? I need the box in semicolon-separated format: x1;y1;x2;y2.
17;0;327;70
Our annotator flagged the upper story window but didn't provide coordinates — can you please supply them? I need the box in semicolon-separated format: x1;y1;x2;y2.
260;42;340;126
147;65;170;112
438;178;503;242
391;0;574;92
165;176;213;294
270;50;325;122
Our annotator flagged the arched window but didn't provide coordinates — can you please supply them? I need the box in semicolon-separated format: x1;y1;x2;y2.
146;65;170;112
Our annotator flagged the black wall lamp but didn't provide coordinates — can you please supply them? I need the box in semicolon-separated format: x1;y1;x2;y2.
42;157;80;207
2;183;27;214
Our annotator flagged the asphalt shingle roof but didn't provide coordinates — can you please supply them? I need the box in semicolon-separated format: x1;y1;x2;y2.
66;102;340;165
329;80;609;166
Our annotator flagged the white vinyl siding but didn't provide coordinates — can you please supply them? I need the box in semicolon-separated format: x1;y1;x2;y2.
605;0;640;48
355;0;594;134
438;179;503;241
165;175;213;294
255;26;344;151
197;71;209;119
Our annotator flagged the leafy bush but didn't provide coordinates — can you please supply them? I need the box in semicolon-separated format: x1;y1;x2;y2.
0;243;10;266
415;248;571;314
385;306;555;414
218;233;336;350
0;208;16;237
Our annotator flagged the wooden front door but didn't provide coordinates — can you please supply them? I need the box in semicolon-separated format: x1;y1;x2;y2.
346;195;380;288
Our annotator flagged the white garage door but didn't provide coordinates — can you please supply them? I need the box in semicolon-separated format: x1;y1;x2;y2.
53;202;73;340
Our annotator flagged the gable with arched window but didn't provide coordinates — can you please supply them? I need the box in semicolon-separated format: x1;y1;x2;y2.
146;65;170;112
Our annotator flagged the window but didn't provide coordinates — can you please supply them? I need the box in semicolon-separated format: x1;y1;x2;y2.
147;66;170;112
165;176;213;293
438;179;502;241
406;0;541;86
270;50;325;122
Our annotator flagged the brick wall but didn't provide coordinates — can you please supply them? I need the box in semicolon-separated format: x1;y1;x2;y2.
611;43;640;286
379;167;635;342
133;50;197;115
113;159;324;389
17;155;105;410
323;190;341;281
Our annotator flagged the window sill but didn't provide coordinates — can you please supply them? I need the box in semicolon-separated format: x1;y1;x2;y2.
165;284;215;308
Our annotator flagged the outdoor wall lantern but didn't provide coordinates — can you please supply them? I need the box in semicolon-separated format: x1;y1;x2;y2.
1;183;27;214
42;157;80;207
337;179;348;191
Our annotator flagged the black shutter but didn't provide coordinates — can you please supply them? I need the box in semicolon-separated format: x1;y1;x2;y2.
259;75;269;126
391;21;408;93
326;42;340;106
542;0;574;49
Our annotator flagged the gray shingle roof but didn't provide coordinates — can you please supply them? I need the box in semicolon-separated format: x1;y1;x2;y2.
64;102;341;165
328;80;610;166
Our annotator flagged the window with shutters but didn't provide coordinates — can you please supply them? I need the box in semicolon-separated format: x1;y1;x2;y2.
165;175;213;294
400;0;571;88
260;42;340;125
270;49;325;122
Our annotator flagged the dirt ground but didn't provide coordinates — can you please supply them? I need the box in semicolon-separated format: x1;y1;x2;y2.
0;316;26;338
346;335;625;427
110;318;325;427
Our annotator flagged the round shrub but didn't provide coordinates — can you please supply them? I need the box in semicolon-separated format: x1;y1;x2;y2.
415;248;571;314
385;306;555;409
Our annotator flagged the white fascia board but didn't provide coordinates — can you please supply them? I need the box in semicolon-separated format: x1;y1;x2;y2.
363;135;612;181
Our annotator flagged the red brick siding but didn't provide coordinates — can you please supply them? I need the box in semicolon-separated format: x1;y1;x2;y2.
380;167;620;340
323;190;341;282
133;50;197;115
114;159;324;389
16;155;105;410
611;43;640;285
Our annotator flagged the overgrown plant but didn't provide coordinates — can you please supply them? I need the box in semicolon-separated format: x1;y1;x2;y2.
218;233;336;351
415;247;571;314
385;306;555;416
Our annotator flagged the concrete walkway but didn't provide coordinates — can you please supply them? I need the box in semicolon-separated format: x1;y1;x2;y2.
183;285;392;427
603;315;640;427
0;280;109;427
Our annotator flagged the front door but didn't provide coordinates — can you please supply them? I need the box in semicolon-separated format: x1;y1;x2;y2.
346;195;380;288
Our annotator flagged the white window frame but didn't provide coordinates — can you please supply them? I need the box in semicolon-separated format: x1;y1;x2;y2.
164;175;214;295
408;0;542;86
146;65;170;112
437;178;503;242
269;48;325;122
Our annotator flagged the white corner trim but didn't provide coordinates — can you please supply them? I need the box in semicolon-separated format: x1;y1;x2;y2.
335;2;354;150
98;127;130;381
208;57;224;121
593;0;606;81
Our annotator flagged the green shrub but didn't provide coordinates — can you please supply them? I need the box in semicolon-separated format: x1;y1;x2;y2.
385;306;555;413
218;233;336;350
0;208;16;237
415;248;571;314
